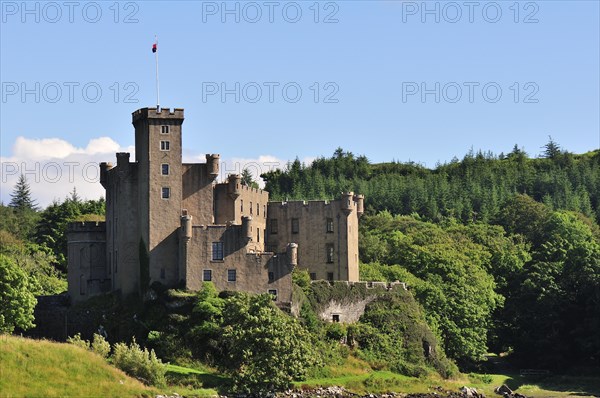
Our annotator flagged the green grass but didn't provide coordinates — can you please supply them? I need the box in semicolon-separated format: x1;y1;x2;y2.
2;335;598;398
165;362;228;397
0;334;156;397
297;358;600;398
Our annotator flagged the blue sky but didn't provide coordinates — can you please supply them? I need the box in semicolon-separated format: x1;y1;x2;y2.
1;1;599;204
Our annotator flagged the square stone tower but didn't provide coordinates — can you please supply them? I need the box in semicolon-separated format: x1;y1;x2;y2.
132;108;184;286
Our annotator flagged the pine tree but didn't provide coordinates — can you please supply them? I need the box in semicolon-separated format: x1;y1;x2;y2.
542;136;561;159
240;169;259;189
9;174;38;211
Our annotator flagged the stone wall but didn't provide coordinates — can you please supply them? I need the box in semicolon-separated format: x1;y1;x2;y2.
266;196;360;282
183;224;293;303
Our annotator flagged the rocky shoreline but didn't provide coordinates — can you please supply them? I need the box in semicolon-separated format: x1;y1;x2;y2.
156;384;527;398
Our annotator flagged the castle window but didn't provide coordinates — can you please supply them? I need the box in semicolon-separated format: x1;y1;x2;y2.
326;244;334;263
332;314;340;323
270;219;278;235
212;242;224;261
161;164;169;175
250;202;253;215
162;187;170;199
227;269;236;282
161;125;170;134
326;218;334;233
257;228;260;242
160;140;170;151
240;200;243;213
268;272;274;283
257;203;260;216
268;289;277;301
291;218;299;234
263;205;266;218
310;272;317;281
203;269;212;281
327;272;334;282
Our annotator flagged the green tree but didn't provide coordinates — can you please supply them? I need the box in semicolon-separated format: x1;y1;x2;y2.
220;293;319;393
187;282;225;363
0;254;37;334
9;174;38;211
542;136;561;159
240;168;259;189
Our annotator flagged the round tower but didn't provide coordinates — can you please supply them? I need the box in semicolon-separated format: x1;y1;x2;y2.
355;194;365;218
341;191;354;215
228;174;242;200
181;214;193;242
241;216;253;241
287;243;298;266
206;154;220;180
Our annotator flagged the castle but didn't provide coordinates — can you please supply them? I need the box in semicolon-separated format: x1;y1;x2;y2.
67;107;363;305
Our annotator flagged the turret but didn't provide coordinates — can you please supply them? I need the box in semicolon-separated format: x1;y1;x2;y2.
228;174;242;200
180;212;193;242
99;162;113;188
206;154;220;180
241;216;253;241
287;243;298;266
341;191;354;215
116;152;130;170
354;194;364;218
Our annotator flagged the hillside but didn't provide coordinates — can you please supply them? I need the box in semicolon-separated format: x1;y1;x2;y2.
262;146;600;224
0;335;154;397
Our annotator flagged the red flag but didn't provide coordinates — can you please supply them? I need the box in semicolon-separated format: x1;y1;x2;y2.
152;43;157;53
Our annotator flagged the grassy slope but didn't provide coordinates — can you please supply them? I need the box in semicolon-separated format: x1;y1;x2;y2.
1;335;598;398
0;335;155;397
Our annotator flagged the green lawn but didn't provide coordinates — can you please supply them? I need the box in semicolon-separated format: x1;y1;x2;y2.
164;362;228;397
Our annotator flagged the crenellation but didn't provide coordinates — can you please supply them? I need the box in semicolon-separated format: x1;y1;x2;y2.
67;221;106;232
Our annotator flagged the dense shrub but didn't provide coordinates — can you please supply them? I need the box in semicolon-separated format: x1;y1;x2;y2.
112;338;167;387
91;333;111;358
66;333;90;351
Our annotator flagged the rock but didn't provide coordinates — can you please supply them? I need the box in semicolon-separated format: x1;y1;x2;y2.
494;385;512;396
460;387;479;397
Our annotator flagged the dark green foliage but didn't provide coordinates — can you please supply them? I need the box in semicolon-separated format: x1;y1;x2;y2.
219;293;319;393
0;254;37;333
35;196;105;271
500;207;600;367
358;213;504;363
9;174;38;211
262;148;600;224
0;231;66;295
240;168;259;189
139;239;150;295
187;283;225;363
353;289;457;378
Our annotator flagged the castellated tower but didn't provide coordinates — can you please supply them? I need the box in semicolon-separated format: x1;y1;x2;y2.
133;108;184;287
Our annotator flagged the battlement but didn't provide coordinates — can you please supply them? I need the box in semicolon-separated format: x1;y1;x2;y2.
239;184;266;195
312;280;407;291
67;221;106;233
132;107;184;123
271;199;332;207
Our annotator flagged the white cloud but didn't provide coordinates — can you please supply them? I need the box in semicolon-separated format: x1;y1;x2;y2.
1;135;306;207
1;136;133;207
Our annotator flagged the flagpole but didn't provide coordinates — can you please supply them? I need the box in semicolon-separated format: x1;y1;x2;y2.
154;35;160;111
